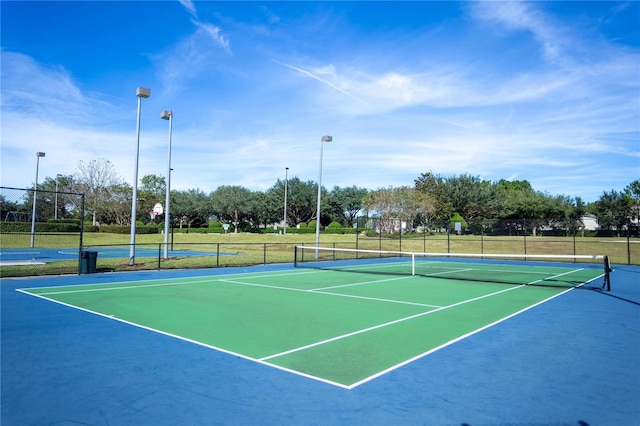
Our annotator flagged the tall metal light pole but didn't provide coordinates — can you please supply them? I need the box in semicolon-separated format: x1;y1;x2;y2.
283;167;289;235
129;87;150;265
30;152;45;248
161;110;173;259
315;136;332;257
54;174;62;220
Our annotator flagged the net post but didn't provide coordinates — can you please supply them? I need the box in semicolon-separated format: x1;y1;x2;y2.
294;246;298;268
411;253;415;276
602;255;612;291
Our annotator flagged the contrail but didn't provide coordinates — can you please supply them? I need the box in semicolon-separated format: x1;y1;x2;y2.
179;0;197;18
273;60;369;106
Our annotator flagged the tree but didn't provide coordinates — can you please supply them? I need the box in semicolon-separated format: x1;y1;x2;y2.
496;179;533;193
362;187;400;233
441;174;502;221
98;182;133;225
330;186;369;227
0;194;19;222
139;174;166;198
268;177;318;226
73;159;123;225
415;171;452;221
362;186;427;233
247;190;278;229
624;180;640;236
29;174;77;221
139;174;167;223
211;185;253;233
592;190;633;236
171;189;211;229
568;196;587;236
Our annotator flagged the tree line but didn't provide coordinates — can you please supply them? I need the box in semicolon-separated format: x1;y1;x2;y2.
2;158;638;236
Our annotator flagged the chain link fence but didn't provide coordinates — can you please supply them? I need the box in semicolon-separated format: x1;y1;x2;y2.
1;194;637;277
1;186;85;274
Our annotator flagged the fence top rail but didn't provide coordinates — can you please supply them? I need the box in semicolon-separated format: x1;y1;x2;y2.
0;186;84;196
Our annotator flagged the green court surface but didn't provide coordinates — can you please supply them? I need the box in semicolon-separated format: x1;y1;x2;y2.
19;260;605;388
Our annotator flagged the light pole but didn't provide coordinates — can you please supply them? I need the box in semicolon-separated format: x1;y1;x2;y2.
54;173;62;220
129;87;150;265
161;110;173;259
315;135;332;257
30;151;45;248
283;167;289;235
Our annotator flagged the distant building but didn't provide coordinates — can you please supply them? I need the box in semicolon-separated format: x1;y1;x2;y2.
582;214;599;231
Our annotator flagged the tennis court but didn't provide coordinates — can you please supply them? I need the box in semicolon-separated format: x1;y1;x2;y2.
0;246;234;264
17;251;607;388
3;249;638;425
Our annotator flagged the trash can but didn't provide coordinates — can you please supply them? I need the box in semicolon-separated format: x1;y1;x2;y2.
80;250;98;274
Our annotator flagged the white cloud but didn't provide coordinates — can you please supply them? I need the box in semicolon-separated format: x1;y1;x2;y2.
1;3;636;204
191;20;231;55
0;51;115;124
179;0;197;19
467;1;568;64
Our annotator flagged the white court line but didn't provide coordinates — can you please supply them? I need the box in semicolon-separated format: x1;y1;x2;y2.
311;274;424;291
218;277;443;309
16;266;599;390
260;268;582;389
15;288;353;390
260;283;527;362
18;268;328;294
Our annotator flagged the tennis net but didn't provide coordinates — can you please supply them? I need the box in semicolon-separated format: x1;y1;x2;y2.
294;246;611;290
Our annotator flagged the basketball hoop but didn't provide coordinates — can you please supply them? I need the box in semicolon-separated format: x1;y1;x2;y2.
150;203;163;221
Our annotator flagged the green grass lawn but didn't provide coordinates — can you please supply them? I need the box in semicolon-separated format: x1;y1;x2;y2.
1;230;638;277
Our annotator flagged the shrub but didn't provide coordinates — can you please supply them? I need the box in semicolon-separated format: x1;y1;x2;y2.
237;221;254;232
48;219;81;225
0;222;81;232
325;221;343;234
100;225;158;234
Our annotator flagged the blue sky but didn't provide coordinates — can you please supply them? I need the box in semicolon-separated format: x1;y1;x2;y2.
1;1;638;203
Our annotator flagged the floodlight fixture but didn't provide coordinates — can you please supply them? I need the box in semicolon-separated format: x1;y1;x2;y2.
136;87;150;98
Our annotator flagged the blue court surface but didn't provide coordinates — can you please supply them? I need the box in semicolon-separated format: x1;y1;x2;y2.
1;263;639;425
0;247;231;263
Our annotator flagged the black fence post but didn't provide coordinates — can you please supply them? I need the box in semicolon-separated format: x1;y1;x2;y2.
523;219;527;256
78;193;85;275
628;219;632;265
